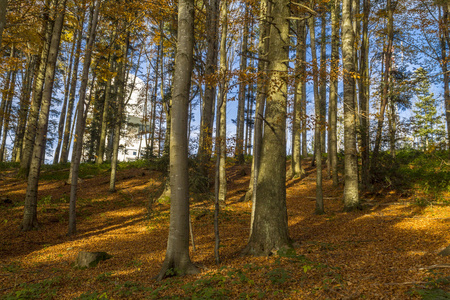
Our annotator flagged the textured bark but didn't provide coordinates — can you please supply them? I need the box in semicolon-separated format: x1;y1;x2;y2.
243;0;291;256
197;0;219;167
330;0;340;187
217;0;227;204
319;11;327;155
21;0;66;231
68;0;101;235
290;19;306;178
235;3;248;164
342;0;359;211
19;0;55;175
359;0;370;189
156;0;198;279
309;9;324;215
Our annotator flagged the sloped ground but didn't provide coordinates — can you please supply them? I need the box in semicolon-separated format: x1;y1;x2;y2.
0;161;449;299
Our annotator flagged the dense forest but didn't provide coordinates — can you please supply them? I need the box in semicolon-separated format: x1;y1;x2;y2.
1;0;450;298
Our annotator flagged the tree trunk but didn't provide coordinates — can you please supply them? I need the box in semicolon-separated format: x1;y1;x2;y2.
197;0;219;168
235;3;248;164
13;54;36;162
440;4;450;157
53;32;76;164
156;0;198;279
60;8;85;164
97;52;115;164
68;0;101;235
372;0;394;169
342;0;359;211
319;11;327;155
359;0;370;189
19;0;55;175
329;0;340;187
291;18;306;178
21;0;66;231
109;36;128;193
309;7;324;215
243;0;291;256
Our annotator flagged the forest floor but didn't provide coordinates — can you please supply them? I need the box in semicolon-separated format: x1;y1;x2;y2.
0;159;450;299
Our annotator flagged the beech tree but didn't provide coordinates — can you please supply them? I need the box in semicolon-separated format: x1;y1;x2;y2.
243;0;291;256
156;0;198;279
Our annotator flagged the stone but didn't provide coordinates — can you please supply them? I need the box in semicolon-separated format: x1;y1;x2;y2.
438;245;450;257
75;251;112;268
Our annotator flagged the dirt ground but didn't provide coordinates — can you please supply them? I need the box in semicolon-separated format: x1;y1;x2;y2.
1;161;449;299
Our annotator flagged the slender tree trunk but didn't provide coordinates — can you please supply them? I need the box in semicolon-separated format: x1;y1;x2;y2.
243;0;291;255
319;11;327;155
97;52;115;164
109;36;128;193
342;0;359;211
372;0;394;169
359;0;370;189
60;8;85;163
0;46;14;138
235;3;248;164
198;0;219;168
13;54;36;162
68;0;101;235
0;48;17;161
53;35;76;164
309;8;324;214
21;0;66;231
291;19;306;178
440;5;450;157
156;0;198;279
244;0;269;204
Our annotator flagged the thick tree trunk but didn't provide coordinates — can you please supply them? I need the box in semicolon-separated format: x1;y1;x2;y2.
342;0;359;211
21;0;66;231
197;0;219;168
309;9;324;215
19;0;55;175
156;0;198;279
68;0;101;235
243;0;291;256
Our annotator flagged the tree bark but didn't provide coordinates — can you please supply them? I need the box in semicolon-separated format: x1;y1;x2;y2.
21;0;66;231
309;6;324;215
329;0;340;187
0;0;7;48
156;0;198;279
342;0;359;211
68;0;101;235
243;0;291;256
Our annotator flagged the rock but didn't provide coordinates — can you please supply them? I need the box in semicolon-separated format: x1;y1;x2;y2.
0;197;13;206
438;245;450;256
75;251;112;268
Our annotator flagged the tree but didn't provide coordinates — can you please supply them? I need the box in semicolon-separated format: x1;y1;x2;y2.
243;0;291;256
342;0;359;211
156;0;198;279
0;0;7;48
21;0;67;231
411;68;445;150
